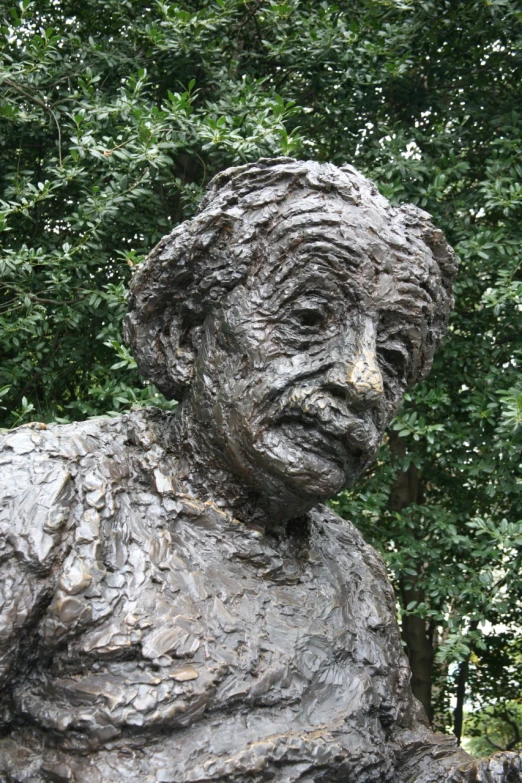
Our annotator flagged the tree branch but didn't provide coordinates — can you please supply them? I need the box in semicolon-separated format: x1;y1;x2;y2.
3;78;63;166
501;710;521;751
30;295;82;306
484;724;505;751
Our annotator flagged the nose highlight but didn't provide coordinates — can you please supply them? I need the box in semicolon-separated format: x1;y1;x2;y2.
348;351;384;398
326;349;384;410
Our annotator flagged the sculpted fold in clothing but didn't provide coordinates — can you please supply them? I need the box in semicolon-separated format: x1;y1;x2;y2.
0;158;520;782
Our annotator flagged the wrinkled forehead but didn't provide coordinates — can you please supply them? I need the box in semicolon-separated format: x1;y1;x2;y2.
242;191;424;294
260;191;408;274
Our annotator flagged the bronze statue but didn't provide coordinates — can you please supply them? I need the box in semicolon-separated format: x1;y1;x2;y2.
0;159;519;782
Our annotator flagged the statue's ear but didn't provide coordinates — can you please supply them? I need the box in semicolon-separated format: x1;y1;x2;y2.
123;204;244;402
123;311;202;401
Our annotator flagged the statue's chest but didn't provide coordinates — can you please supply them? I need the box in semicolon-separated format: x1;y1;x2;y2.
17;499;396;745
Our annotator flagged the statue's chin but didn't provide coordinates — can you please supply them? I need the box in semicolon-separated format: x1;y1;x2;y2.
252;423;356;501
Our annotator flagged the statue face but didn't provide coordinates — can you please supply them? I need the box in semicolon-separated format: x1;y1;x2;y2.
190;194;418;505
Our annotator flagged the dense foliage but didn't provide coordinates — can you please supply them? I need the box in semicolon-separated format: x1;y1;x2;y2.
0;0;302;424
1;0;521;751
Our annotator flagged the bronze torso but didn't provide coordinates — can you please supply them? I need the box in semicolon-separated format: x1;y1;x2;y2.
0;410;427;782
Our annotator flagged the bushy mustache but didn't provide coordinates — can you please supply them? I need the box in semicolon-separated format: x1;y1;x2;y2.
273;383;382;452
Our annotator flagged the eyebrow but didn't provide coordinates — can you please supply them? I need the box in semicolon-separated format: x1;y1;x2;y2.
262;231;369;281
377;316;423;355
267;209;343;243
255;250;370;314
266;197;340;229
274;275;345;308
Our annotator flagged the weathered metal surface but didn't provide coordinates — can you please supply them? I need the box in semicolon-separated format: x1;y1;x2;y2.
0;159;519;781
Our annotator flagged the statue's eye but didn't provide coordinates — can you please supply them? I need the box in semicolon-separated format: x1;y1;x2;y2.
378;345;409;379
287;296;330;332
293;307;326;329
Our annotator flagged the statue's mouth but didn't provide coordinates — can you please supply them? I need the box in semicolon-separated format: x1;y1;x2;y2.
277;414;346;454
273;388;380;458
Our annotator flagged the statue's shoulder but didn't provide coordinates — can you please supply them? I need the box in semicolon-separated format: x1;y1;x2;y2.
0;417;110;570
0;408;170;570
309;503;392;589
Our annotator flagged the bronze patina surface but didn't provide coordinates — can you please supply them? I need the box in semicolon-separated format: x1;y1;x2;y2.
1;159;519;781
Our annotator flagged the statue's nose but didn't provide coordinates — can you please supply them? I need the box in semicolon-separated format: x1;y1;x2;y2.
325;325;384;412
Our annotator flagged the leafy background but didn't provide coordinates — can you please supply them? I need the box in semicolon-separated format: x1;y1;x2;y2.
1;0;521;752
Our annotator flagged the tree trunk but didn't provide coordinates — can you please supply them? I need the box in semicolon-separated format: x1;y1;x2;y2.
388;432;434;723
399;582;435;724
453;657;468;746
453;619;479;744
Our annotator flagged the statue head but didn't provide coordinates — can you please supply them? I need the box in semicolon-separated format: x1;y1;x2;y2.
124;158;456;509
